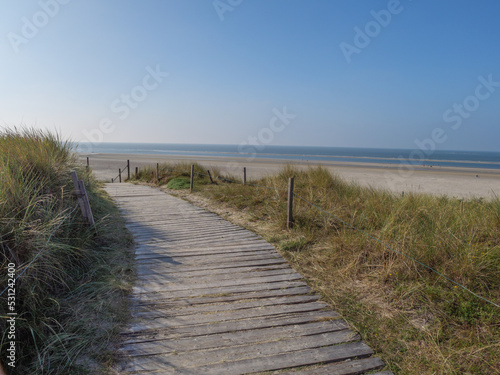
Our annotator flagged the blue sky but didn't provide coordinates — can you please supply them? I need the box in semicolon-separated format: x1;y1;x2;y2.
1;0;499;151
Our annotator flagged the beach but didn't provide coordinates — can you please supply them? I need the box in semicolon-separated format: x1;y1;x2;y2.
80;153;500;200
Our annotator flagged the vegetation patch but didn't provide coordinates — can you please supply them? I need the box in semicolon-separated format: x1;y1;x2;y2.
166;177;191;190
0;128;135;374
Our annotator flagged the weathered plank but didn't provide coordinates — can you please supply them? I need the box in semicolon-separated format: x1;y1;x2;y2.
134;285;313;307
174;342;374;375
120;320;350;355
276;357;386;375
132;294;321;318
121;331;362;371
132;280;308;301
122;311;341;343
125;301;333;333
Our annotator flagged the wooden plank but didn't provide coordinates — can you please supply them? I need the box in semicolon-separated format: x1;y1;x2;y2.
135;258;289;276
120;320;350;355
132;272;304;293
125;301;333;333
137;268;298;284
120;342;374;374
135;253;285;268
131;280;308;301
132;295;321;318
122;310;342;343
134;243;275;257
134;249;279;264
134;286;313;307
136;262;289;278
121;331;361;372
276;357;386;375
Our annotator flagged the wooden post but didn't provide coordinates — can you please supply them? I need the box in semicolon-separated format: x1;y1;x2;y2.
71;171;95;225
243;167;247;185
111;178;114;183
190;164;194;193
207;170;214;184
71;171;87;221
156;163;159;181
86;157;89;170
287;177;295;229
119;168;122;183
127;160;130;180
78;179;95;225
135;166;138;176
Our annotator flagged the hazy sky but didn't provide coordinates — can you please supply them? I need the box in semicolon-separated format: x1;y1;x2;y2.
1;0;499;151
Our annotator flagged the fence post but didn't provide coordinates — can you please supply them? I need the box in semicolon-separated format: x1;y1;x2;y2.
71;171;87;221
119;168;122;183
78;179;95;225
71;171;95;225
127;160;130;180
243;167;247;185
135;166;138;177
287;177;295;229
190;164;194;193
207;170;214;184
156;163;159;181
86;157;89;170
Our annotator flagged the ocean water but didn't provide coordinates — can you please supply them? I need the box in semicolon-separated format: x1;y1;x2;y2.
75;142;500;170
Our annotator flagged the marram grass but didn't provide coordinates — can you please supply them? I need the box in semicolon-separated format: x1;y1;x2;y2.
0;128;134;374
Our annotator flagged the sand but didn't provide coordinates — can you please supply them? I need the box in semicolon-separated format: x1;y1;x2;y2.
79;153;500;200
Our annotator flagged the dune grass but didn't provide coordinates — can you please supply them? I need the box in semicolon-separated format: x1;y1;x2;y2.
133;162;500;374
0;128;134;374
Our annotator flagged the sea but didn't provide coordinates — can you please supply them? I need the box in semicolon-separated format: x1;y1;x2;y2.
75;143;500;170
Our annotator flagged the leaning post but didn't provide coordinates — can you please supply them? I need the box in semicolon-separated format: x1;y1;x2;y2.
190;164;195;193
119;168;122;183
127;160;130;180
287;177;295;229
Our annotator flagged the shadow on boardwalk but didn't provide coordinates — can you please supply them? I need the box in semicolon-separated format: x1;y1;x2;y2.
104;183;393;375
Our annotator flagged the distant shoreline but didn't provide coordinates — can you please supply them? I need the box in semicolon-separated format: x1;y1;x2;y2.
75;143;500;170
80;152;500;200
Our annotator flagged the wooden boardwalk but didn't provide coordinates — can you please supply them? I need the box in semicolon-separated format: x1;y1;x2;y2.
104;183;391;375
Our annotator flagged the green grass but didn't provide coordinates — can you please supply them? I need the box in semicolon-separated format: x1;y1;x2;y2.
164;163;499;374
0;128;134;374
129;161;235;188
166;177;191;190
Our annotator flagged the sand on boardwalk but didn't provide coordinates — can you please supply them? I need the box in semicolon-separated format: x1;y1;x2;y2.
79;153;500;200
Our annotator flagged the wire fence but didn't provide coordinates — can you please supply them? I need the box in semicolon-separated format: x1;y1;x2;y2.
112;160;500;309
